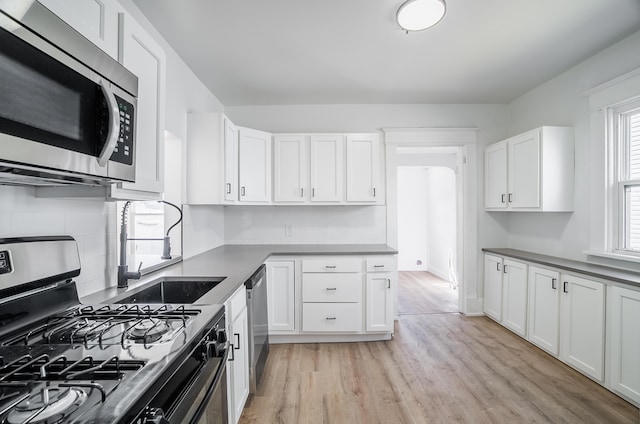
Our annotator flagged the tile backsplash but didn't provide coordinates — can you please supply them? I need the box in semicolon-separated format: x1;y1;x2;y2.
1;186;116;297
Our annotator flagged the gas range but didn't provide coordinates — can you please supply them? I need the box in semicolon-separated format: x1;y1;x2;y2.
0;237;228;424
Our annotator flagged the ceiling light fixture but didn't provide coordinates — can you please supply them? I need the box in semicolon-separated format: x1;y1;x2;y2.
396;0;446;33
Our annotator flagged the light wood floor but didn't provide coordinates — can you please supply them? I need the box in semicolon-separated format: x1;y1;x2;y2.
239;272;640;424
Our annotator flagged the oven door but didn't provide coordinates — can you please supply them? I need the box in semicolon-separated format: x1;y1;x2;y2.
168;349;229;424
0;4;136;182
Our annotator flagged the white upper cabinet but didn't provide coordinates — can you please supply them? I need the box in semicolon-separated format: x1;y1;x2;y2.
113;12;166;198
485;126;574;211
273;135;307;202
238;127;272;202
224;119;239;202
346;134;382;203
310;135;344;203
485;142;508;209
38;0;119;58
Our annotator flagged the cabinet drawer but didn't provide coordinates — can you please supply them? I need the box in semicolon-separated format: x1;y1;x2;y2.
227;285;247;322
302;258;362;273
302;273;362;302
302;303;362;332
365;257;395;273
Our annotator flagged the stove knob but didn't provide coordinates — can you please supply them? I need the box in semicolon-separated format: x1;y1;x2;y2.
142;407;169;424
215;328;227;343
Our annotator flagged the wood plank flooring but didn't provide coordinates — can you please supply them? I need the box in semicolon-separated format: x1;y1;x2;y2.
398;271;458;315
239;272;640;424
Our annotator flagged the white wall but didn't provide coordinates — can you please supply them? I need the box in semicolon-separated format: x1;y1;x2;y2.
425;167;456;281
0;186;117;298
506;29;640;267
397;168;429;271
224;206;386;245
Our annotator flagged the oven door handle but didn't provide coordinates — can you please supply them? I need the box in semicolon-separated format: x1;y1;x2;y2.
97;79;120;167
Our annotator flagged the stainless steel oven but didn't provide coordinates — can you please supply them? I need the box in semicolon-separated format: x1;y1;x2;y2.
0;0;138;186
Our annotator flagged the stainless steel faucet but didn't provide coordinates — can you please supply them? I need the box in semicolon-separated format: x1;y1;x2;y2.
117;200;183;288
117;201;142;288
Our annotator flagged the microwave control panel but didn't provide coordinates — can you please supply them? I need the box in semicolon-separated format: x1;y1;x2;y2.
110;95;135;166
0;250;12;275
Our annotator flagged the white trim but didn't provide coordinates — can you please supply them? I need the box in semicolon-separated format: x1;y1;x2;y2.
584;250;640;265
587;69;640;111
583;67;640;97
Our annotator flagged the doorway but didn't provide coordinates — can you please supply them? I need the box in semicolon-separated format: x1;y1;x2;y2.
397;162;458;314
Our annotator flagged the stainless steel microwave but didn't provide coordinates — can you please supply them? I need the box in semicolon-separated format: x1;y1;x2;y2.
0;1;138;186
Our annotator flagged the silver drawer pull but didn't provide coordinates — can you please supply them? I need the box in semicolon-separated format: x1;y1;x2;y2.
325;265;336;269
373;265;385;268
326;287;337;291
326;317;337;320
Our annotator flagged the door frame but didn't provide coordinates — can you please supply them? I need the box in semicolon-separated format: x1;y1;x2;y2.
383;128;479;315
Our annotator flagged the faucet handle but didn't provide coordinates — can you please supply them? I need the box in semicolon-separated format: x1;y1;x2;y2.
136;261;143;274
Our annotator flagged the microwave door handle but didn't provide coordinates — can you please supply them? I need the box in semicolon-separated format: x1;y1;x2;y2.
97;80;120;167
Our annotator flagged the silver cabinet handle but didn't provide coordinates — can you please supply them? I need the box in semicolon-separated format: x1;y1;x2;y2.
373;187;376;197
229;344;235;361
301;188;304;197
501;194;506;203
97;79;120;167
312;188;315;197
508;193;513;202
241;186;246;196
563;281;568;293
326;287;337;291
496;262;500;271
551;278;557;290
326;317;337;320
374;265;385;268
503;264;507;274
234;333;240;349
226;183;231;194
387;279;391;289
325;265;336;269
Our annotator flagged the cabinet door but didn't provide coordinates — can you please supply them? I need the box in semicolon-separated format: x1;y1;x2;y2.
502;259;528;337
610;286;640;404
310;135;344;202
508;130;540;208
485;142;508;209
229;306;249;424
238;127;271;202
483;254;503;321
38;0;119;58
273;135;307;202
116;12;166;196
266;261;295;332
560;274;605;381
527;266;560;356
365;273;394;332
346;134;380;202
224;118;238;202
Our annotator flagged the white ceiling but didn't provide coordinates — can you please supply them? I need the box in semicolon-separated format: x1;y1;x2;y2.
133;0;640;106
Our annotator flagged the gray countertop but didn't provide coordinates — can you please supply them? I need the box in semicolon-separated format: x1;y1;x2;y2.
483;248;640;289
82;244;398;306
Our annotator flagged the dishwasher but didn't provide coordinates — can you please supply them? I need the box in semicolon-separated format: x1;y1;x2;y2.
245;264;269;393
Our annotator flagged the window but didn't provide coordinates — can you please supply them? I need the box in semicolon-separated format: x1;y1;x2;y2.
613;100;640;253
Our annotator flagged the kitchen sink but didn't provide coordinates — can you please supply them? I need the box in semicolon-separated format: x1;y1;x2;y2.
116;278;226;304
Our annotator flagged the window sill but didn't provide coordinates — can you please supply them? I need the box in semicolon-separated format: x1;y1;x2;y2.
583;250;640;264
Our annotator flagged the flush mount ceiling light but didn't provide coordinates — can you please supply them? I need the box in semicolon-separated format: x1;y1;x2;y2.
396;0;446;32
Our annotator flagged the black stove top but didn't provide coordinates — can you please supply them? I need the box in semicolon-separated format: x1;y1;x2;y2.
0;237;227;424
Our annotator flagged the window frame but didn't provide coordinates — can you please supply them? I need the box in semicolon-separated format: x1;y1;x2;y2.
610;99;640;255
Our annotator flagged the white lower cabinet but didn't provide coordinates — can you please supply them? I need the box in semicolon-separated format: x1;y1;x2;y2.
226;286;249;424
527;266;560;356
560;274;605;381
365;272;394;332
483;254;503;321
502;259;528;337
302;303;362;332
609;285;640;404
266;261;295;332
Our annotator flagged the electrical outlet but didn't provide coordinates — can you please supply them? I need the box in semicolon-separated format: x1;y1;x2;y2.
285;225;294;237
